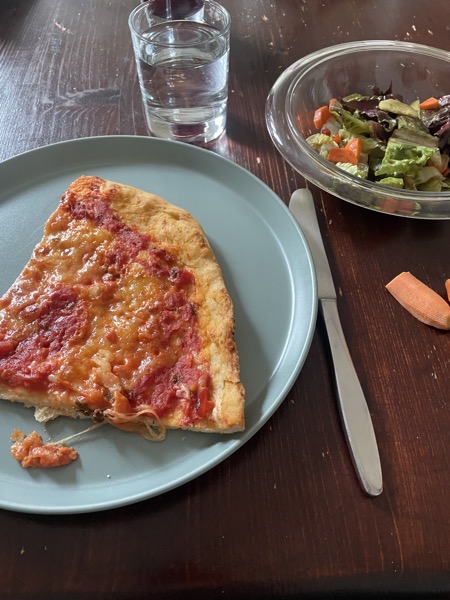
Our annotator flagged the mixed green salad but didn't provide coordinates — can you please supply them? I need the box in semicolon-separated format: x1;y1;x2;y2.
307;89;450;192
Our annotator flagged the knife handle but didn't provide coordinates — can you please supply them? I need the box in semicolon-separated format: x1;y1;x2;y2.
320;298;383;497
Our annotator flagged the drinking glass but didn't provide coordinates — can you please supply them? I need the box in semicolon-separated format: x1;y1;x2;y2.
129;0;231;144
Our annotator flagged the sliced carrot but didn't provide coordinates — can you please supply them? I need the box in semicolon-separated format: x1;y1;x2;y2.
446;279;450;302
332;133;341;144
329;98;338;111
313;105;331;129
345;137;363;162
386;272;450;330
327;147;359;165
419;97;439;110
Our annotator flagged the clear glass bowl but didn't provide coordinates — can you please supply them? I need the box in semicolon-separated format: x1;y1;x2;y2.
266;41;450;219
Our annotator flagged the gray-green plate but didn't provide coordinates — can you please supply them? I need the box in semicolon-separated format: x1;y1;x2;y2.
0;136;317;514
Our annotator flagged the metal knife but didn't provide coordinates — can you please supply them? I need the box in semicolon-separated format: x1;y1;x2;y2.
289;188;383;497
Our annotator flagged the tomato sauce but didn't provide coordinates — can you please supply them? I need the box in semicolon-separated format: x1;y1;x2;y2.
10;430;78;469
0;285;88;389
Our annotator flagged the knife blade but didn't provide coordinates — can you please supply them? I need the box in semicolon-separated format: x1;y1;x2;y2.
289;188;383;497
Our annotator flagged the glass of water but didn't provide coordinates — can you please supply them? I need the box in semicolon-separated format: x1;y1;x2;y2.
129;0;231;144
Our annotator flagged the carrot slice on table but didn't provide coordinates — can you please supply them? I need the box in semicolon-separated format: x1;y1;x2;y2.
419;97;439;110
386;271;450;330
327;147;359;165
313;105;332;129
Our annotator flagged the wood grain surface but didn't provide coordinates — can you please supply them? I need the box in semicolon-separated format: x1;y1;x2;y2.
0;1;449;598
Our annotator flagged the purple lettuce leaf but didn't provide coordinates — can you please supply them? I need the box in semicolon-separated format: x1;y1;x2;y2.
435;121;450;154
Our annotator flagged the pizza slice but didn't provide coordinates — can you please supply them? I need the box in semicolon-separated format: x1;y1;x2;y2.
0;176;245;460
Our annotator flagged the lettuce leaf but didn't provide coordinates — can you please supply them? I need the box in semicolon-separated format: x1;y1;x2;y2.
374;139;439;177
417;179;443;192
378;177;404;188
330;101;371;135
413;166;444;186
335;162;369;179
393;116;438;147
305;133;338;158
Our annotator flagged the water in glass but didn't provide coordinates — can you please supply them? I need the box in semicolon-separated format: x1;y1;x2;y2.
135;20;229;143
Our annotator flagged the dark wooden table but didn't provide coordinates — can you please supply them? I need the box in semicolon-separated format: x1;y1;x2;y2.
1;1;449;598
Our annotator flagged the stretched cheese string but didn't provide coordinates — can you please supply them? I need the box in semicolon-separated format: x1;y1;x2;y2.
50;421;106;445
51;409;166;446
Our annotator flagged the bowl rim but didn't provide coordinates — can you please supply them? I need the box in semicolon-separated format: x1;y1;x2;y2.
266;39;450;209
